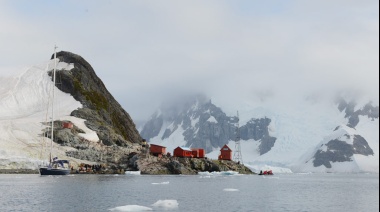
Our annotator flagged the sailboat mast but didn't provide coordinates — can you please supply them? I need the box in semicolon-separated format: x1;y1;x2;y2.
50;45;57;162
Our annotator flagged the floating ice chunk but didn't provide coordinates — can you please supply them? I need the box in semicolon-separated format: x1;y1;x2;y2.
125;171;141;175
108;205;152;211
151;181;169;185
223;188;239;192
197;171;213;176
212;171;240;176
151;200;179;209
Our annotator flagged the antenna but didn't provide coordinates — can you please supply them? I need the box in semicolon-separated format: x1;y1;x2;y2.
50;45;58;162
233;111;243;164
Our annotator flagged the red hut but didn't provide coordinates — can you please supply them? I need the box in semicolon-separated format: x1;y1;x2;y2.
198;148;205;158
173;146;193;158
218;144;232;160
191;148;205;158
62;122;73;129
149;144;166;157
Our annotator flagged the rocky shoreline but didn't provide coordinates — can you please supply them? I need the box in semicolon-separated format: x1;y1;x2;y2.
0;169;40;174
0;154;255;175
132;154;254;175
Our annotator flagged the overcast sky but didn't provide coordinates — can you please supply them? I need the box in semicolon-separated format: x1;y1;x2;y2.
0;0;378;121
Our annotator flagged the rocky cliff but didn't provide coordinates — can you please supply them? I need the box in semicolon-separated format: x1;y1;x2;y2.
42;51;144;169
51;51;142;146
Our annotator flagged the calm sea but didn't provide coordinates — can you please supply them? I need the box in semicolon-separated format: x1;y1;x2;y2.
0;172;378;212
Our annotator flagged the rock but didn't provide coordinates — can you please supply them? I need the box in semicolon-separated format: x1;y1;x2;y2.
52;51;142;146
134;154;254;175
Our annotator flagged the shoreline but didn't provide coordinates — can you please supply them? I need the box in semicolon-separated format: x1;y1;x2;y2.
0;169;39;174
0;169;128;175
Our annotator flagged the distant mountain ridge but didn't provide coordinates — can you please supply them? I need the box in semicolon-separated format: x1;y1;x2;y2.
312;127;374;168
141;94;379;173
337;97;379;127
141;95;277;155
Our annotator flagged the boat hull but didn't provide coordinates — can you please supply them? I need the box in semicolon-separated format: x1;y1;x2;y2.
39;167;71;176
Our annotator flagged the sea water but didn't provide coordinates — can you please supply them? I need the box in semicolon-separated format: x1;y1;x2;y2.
0;172;378;212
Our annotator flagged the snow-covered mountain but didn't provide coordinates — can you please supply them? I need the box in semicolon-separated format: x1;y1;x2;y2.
140;93;379;173
0;60;82;169
0;52;143;170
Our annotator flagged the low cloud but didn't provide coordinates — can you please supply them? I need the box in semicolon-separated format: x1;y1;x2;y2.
0;0;378;121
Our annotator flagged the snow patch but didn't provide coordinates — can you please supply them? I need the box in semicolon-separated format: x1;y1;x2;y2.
207;115;218;123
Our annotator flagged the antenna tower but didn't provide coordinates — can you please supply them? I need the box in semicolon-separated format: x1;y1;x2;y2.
233;111;243;164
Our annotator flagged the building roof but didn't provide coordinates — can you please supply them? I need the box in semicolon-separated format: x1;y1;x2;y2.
150;144;166;148
191;148;203;151
220;144;231;151
176;146;192;151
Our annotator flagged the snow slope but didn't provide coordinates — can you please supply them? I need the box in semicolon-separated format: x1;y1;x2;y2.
0;59;99;169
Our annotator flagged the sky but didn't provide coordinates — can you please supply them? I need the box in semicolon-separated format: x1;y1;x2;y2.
0;0;378;121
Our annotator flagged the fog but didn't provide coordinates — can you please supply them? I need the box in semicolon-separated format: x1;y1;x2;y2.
0;0;378;121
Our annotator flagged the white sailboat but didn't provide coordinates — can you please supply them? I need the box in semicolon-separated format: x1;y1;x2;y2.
39;46;71;176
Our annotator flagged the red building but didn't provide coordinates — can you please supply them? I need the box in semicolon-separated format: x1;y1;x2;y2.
191;148;205;158
173;146;193;158
218;144;232;160
62;122;73;129
149;144;166;157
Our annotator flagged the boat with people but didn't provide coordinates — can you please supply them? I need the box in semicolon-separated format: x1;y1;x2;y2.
258;170;273;175
39;46;71;176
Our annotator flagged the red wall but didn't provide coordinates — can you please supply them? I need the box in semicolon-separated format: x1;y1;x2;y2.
62;122;73;129
150;144;166;155
198;149;205;158
191;148;205;158
218;145;232;160
173;147;193;157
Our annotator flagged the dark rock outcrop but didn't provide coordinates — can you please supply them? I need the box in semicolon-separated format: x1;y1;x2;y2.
337;98;379;128
240;118;276;155
43;51;143;168
312;134;374;168
51;51;142;146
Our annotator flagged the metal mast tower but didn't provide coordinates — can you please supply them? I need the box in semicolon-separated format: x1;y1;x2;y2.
233;111;243;164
